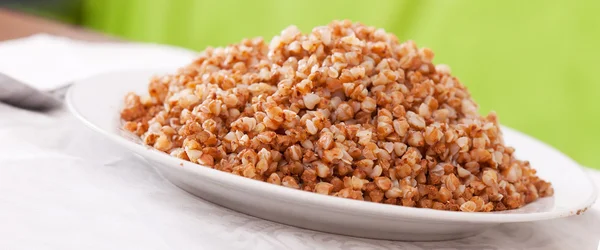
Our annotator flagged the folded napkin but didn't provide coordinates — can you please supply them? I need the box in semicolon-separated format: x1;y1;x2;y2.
0;34;197;91
0;34;196;110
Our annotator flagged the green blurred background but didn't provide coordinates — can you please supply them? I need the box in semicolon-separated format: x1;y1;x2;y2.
10;0;600;169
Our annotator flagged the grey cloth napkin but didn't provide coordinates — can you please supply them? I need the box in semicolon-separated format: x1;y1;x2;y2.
0;72;64;110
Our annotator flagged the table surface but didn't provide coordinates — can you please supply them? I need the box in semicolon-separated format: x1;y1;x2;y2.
0;8;116;42
1;8;599;250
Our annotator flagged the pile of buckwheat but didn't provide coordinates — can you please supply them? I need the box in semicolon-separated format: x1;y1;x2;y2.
121;20;553;212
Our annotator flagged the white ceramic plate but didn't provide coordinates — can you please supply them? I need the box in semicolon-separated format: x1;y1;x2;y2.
67;69;597;241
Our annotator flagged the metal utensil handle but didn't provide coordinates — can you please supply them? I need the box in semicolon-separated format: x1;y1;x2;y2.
0;73;63;111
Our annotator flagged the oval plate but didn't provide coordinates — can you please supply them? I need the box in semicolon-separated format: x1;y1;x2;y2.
66;69;597;241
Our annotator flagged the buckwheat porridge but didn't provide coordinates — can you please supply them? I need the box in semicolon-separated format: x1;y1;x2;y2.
120;20;553;212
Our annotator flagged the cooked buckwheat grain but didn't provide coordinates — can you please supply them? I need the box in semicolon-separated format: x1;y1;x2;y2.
121;20;553;212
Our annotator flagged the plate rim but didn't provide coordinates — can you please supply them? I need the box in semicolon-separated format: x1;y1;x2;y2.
66;69;598;224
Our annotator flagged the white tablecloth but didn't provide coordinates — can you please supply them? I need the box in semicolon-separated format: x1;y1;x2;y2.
1;102;599;250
